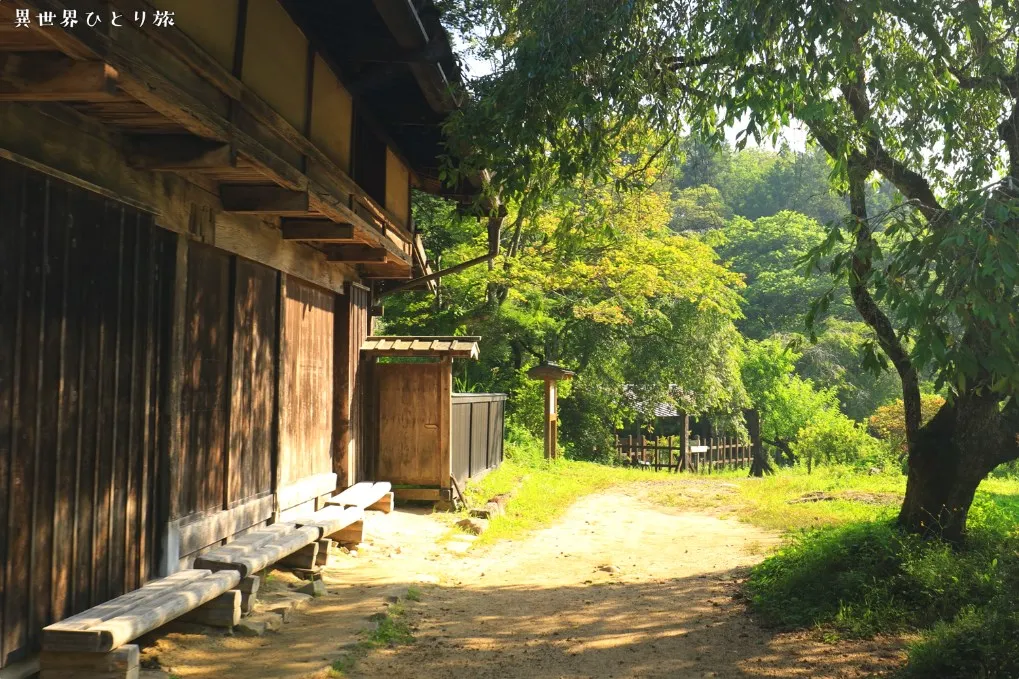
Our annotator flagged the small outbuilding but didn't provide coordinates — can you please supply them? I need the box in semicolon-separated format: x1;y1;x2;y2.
361;337;505;504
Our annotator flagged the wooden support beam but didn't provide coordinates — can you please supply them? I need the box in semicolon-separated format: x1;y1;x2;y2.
330;520;364;546
220;185;311;215
326;245;390;264
281;220;355;242
179;590;241;628
316;539;335;567
41;645;140;679
393;488;442;503
367;492;395;514
278;543;319;570
126;136;236;171
0;52;118;102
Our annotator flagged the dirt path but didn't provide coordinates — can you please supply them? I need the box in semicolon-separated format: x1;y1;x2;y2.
149;484;906;678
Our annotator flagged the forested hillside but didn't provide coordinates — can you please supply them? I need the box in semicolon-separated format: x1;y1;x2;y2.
383;141;911;469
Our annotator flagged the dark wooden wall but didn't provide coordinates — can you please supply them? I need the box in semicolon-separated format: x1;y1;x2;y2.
0;158;174;666
176;245;231;519
335;283;371;486
279;278;335;491
228;259;277;508
173;248;279;523
451;394;507;486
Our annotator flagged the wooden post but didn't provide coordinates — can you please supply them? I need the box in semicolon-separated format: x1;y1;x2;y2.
159;234;188;577
543;378;556;460
679;413;689;473
627;434;633;466
667;435;674;471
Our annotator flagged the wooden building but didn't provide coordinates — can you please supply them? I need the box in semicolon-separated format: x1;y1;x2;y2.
0;0;470;669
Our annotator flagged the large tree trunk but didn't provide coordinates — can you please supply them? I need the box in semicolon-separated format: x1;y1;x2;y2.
898;392;1018;543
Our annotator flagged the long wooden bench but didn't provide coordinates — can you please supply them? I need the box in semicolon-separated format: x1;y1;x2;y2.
292;505;365;540
194;523;319;578
42;569;241;654
325;481;393;513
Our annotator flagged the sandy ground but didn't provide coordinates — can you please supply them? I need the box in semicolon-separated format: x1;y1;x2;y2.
147;483;907;678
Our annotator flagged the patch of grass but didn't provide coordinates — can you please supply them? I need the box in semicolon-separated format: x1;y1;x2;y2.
735;466;905;531
464;458;654;545
328;599;417;677
745;521;1000;637
405;586;422;602
739;471;1019;678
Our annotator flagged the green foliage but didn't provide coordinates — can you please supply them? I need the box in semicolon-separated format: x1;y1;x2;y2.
503;416;545;467
740;339;839;457
710;211;845;338
713;211;899;419
386;154;748;456
746;522;1000;638
744;483;1019;677
669;184;729;233
791;409;890;472
868;394;947;457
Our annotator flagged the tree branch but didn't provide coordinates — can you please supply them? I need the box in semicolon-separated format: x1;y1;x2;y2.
845;162;922;441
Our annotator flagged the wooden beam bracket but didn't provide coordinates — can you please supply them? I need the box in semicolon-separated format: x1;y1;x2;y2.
220;185;311;215
127;136;236;171
281;219;355;242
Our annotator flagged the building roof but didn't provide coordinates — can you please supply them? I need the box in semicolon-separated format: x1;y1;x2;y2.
282;0;478;202
361;336;481;358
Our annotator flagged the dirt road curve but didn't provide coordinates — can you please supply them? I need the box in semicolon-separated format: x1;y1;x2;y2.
149;484;905;678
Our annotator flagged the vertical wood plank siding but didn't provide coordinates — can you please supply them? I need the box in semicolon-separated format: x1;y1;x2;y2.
175;251;278;529
450;394;507;486
0;158;173;666
177;245;231;518
228;259;277;506
334;283;370;486
279;279;334;488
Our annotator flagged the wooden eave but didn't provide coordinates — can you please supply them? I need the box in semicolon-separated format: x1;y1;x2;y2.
0;0;422;279
526;363;575;381
361;336;480;359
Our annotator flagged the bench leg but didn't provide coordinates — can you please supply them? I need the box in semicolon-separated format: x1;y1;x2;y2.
330;520;364;546
41;644;140;679
180;590;241;628
367;492;395;514
239;575;260;615
316;539;335;567
278;542;319;570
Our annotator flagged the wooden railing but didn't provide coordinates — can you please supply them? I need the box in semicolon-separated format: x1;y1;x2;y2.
614;434;756;473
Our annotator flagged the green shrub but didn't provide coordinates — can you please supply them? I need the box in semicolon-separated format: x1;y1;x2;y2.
900;606;1019;679
745;521;1000;638
791;409;890;471
503;416;544;467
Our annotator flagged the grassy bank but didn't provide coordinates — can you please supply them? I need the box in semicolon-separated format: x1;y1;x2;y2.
738;471;1019;678
463;446;1019;678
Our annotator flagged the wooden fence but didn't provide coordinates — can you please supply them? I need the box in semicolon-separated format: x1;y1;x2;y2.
615;434;756;473
451;393;507;486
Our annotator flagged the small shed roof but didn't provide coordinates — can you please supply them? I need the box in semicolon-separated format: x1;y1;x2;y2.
526;363;575;381
361;336;480;359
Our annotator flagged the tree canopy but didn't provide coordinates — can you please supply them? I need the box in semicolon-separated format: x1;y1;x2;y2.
434;0;1019;540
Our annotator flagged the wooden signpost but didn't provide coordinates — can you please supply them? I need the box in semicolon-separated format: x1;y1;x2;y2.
526;363;575;459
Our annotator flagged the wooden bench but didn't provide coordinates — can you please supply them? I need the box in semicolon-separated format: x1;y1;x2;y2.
194;523;319;578
292;505;365;540
41;569;241;677
325;481;393;513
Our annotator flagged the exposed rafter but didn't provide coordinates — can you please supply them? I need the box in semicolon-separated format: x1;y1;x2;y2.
281;220;356;242
0;53;118;102
220;185;311;215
